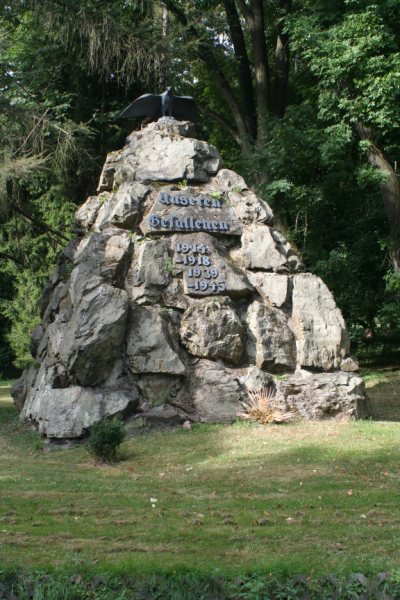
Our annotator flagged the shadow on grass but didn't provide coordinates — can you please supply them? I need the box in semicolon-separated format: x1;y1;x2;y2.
366;375;400;422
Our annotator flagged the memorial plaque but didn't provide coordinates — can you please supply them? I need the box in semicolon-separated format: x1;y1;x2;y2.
140;190;242;236
170;233;253;298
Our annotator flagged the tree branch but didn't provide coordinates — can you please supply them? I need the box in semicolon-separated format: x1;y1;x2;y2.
356;123;400;271
201;107;242;145
0;250;25;265
12;205;69;242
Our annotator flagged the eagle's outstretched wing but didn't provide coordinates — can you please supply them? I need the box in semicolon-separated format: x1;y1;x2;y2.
119;93;162;119
173;96;200;122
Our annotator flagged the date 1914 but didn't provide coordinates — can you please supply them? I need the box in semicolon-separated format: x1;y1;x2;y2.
174;243;226;295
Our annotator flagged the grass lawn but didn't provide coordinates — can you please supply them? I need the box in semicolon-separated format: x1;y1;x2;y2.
0;374;400;578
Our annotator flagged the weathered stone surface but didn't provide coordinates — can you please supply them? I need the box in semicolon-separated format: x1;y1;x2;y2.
340;356;360;372
180;298;244;365
125;239;170;304
273;370;367;420
291;273;349;370
29;325;45;359
49;283;128;386
74;194;104;233
208;168;247;192
126;306;186;375
140;188;242;236
242;225;302;272
21;384;139;438
11;368;38;412
162;279;192;310
70;230;131;301
246;301;296;373
94;182;149;231
171;233;253;298
247;272;289;308
41;282;70;331
175;360;242;422
137;375;183;407
126;404;184;431
238;366;274;392
114;120;222;184
228;190;273;225
97;150;121;192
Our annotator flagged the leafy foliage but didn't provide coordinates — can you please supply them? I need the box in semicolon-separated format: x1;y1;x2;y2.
87;417;126;463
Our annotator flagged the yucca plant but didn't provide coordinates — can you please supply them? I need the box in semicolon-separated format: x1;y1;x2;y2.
237;387;295;425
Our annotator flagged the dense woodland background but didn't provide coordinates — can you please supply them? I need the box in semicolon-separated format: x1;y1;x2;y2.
0;0;399;377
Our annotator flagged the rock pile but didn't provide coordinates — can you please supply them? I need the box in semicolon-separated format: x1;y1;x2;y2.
12;118;367;438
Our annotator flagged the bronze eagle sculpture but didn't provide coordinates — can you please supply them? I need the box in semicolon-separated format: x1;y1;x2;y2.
120;87;200;123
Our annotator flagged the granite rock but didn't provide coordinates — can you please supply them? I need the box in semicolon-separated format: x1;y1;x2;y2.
246;301;296;373
291;273;349;370
180;298;244;365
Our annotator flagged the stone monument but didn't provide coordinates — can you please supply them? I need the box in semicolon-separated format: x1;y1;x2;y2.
12;118;367;439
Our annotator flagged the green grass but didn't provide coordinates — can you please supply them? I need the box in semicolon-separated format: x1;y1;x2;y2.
1;381;400;578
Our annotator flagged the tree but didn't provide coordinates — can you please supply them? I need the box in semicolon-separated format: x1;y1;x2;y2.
161;0;292;151
0;0;163;370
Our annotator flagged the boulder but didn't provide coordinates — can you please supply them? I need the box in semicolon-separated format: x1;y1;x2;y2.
73;194;103;233
11;368;38;412
247;272;290;308
180;298;244;365
93;182;149;231
291;273;349;370
207;168;247;192
125;239;170;304
113;119;222;184
340;356;360;372
242;224;302;272
126;404;184;431
97;150;121;192
21;384;139;438
238;366;274;392
126;306;186;376
227;190;273;225
246;301;296;373
273;370;366;420
49;282;128;386
175;360;242;422
137;374;183;407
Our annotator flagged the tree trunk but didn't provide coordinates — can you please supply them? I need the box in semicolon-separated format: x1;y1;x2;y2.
222;0;257;140
163;0;253;153
275;0;291;118
356;123;400;271
236;0;270;142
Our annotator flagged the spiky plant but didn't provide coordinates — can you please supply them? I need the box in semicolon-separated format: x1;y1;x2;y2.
237;387;295;425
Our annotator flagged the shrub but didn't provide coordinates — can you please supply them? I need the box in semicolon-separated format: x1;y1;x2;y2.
87;417;126;463
237;387;295;425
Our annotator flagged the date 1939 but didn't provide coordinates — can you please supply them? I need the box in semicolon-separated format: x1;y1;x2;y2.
174;242;227;294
